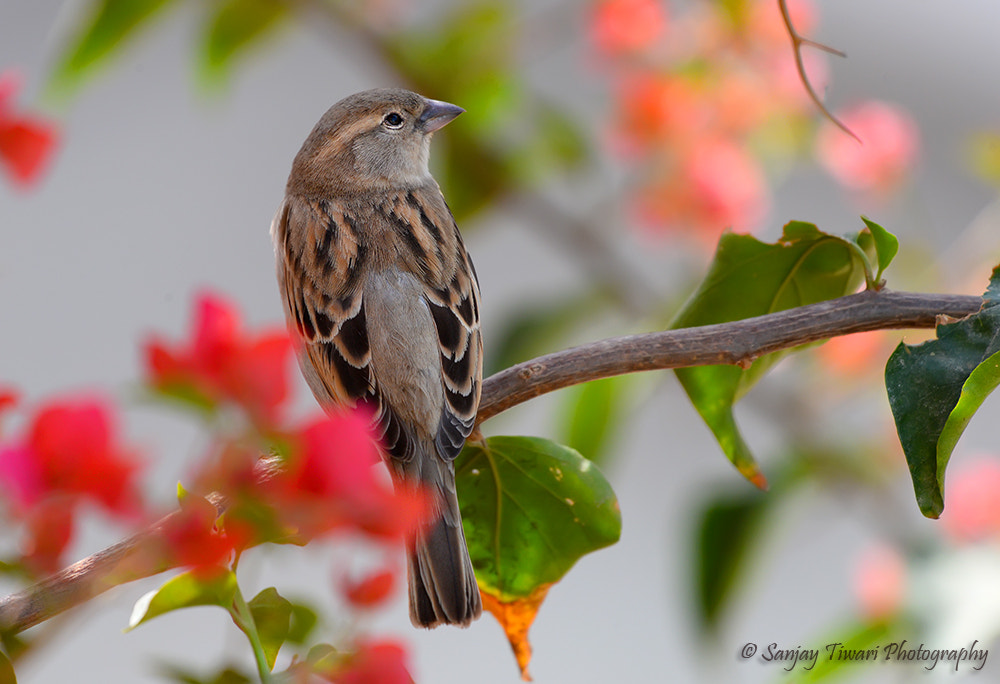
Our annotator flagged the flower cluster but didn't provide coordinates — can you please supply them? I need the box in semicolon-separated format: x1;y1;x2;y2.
1;292;426;682
589;0;919;240
0;395;143;572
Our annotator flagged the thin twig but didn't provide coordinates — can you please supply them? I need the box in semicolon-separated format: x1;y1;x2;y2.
0;288;983;636
777;0;859;142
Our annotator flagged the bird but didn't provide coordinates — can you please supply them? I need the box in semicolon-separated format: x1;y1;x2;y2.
271;88;483;628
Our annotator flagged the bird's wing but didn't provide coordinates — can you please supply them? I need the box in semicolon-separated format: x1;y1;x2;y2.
271;193;482;463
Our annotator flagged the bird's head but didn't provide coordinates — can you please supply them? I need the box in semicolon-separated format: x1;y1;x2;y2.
289;88;463;196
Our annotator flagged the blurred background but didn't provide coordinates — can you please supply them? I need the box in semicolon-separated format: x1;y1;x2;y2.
2;0;1000;682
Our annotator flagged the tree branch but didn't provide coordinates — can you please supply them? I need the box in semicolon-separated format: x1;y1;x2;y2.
477;289;982;423
0;288;983;635
777;0;859;142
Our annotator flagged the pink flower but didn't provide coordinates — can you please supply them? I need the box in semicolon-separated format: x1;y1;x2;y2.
590;0;668;56
637;137;768;238
853;544;906;620
941;456;1000;541
816;101;920;196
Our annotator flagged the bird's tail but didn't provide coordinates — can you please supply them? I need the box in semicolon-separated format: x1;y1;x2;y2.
404;454;482;628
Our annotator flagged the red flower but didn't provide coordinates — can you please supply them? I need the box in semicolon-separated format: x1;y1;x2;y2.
145;292;294;426
332;640;413;684
0;397;142;515
0;70;58;187
261;411;430;542
341;568;397;609
590;0;667;56
160;496;247;575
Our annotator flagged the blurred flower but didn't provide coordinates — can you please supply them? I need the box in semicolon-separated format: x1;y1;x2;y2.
816;101;920;197
590;0;668;56
941;456;1000;541
817;331;890;378
0;385;17;437
341;567;397;609
637;137;768;238
0;70;58;187
160;496;247;576
190;410;429;548
145;292;293;427
853;543;906;621
330;639;412;684
0;397;144;571
597;0;825;239
262;411;429;541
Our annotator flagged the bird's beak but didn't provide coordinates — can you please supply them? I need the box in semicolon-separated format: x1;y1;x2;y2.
418;98;464;133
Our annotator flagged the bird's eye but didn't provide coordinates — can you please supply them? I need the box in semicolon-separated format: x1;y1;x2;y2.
382;112;405;129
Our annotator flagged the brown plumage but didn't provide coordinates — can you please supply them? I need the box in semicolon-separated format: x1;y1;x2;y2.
271;88;483;627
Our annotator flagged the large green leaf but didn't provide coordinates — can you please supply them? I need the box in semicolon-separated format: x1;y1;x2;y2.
51;0;180;93
456;436;620;600
128;569;237;630
247;587;292;670
200;0;290;85
885;266;999;518
672;221;878;485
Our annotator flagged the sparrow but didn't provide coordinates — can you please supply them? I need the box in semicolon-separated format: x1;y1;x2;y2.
271;88;483;628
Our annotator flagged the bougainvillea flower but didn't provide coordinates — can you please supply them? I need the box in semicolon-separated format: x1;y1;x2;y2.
330;639;413;684
341;567;397;609
816;100;920;197
187;409;429;550
590;0;667;56
260;411;430;542
145;292;294;426
0;70;58;187
0;396;144;571
160;495;248;576
0;397;142;515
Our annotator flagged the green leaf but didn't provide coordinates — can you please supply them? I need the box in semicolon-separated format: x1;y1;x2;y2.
456;436;621;600
0;650;15;684
788;620;895;683
158;664;252;684
860;217;899;284
694;489;768;630
286;602;318;645
555;376;630;466
200;0;290;85
885;266;999;518
673;221;876;486
51;0;179;94
247;587;292;670
127;569;237;631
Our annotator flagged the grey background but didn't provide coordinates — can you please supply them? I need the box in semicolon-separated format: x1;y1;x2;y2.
2;1;1000;682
